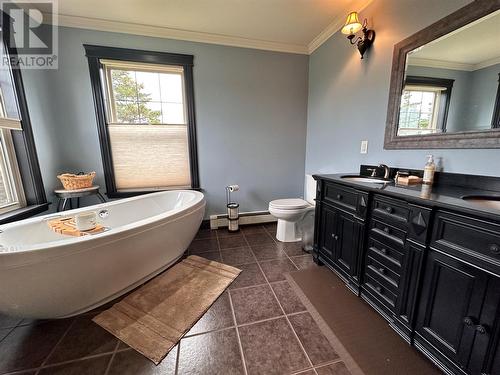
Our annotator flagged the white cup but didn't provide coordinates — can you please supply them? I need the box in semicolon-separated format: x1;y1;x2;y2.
75;212;97;231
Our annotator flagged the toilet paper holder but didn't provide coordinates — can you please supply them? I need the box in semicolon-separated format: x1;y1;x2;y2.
225;185;240;232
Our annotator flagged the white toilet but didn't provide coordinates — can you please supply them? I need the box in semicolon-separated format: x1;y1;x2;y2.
268;198;315;242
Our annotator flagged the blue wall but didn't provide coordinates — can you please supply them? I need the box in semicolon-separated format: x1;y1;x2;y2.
22;26;309;217
305;0;500;178
406;63;500;132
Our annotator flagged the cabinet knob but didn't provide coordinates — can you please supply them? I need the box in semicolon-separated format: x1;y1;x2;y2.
489;244;500;255
383;227;391;234
385;206;393;214
375;286;383;293
463;317;475;326
378;267;385;274
331;233;338;240
336;194;342;200
380;248;387;254
476;325;487;335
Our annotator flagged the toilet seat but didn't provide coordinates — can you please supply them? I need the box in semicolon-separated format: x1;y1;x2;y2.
269;198;310;210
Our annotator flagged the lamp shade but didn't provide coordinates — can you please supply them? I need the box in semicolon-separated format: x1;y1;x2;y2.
341;12;363;35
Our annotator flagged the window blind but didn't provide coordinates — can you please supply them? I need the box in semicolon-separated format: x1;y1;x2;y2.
109;124;191;190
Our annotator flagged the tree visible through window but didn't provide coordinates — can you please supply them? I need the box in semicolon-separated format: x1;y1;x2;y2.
111;70;161;124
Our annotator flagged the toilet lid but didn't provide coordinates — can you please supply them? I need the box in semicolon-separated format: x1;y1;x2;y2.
269;198;310;210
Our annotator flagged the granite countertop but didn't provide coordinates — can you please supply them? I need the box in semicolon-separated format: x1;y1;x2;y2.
314;173;500;221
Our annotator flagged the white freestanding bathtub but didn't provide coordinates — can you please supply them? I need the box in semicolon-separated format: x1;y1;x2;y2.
0;190;205;319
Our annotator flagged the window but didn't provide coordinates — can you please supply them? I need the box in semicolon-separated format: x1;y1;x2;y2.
0;16;47;222
85;46;199;197
0;69;25;214
398;76;454;137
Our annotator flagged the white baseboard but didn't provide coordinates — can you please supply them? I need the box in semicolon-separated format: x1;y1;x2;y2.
209;210;276;230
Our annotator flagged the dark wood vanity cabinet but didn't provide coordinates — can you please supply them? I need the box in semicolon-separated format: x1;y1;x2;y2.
361;195;430;341
414;249;500;374
314;182;367;292
313;177;500;375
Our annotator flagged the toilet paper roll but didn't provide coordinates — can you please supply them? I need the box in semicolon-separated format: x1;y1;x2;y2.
226;185;239;192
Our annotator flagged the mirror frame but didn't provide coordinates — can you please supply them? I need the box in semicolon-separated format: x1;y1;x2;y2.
384;0;500;149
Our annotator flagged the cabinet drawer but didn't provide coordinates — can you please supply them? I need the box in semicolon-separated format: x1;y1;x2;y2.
432;211;500;272
372;196;410;228
364;272;397;308
366;255;401;289
322;183;367;219
367;238;404;270
371;219;407;247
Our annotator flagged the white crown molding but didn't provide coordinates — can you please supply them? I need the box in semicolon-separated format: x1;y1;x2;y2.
41;0;374;56
49;13;309;55
307;16;346;54
409;56;500;72
408;57;474;71
307;0;374;54
473;55;500;71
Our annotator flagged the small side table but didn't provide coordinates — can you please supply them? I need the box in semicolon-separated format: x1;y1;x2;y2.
54;185;106;212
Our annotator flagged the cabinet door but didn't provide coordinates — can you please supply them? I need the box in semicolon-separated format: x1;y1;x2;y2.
415;250;488;371
470;276;500;375
318;204;337;260
394;241;425;337
334;210;364;282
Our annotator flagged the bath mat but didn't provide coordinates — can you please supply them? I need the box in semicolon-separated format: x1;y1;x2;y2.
93;255;241;364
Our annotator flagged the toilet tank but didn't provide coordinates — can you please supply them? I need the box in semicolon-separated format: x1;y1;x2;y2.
304;174;317;205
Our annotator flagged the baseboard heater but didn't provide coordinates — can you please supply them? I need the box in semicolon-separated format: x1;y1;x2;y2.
209;210;276;230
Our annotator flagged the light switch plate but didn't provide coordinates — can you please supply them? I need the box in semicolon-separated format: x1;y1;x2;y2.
360;140;368;154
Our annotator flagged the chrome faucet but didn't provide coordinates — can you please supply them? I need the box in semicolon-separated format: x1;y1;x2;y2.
366;167;378;177
379;164;390;179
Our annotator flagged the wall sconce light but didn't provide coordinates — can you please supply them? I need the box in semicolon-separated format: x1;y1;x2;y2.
341;12;375;59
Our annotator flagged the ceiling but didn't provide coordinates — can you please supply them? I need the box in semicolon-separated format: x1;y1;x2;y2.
408;10;500;71
25;0;372;54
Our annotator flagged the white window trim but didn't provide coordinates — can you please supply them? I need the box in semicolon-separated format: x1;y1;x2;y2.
400;86;444;133
0;128;26;214
101;59;187;125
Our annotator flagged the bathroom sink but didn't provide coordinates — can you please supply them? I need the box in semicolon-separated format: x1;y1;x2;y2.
462;195;500;210
341;175;391;184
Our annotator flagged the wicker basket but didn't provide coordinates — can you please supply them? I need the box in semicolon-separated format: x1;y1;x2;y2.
57;172;96;190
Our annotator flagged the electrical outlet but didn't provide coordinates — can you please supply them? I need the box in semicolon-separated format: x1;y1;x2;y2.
360;140;368;154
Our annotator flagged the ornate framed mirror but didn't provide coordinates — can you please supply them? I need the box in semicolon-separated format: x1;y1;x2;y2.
384;0;500;149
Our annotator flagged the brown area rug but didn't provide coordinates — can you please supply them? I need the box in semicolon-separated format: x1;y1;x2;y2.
286;268;441;375
93;255;241;364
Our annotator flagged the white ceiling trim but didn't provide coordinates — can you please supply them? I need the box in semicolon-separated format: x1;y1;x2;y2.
409;57;475;71
40;0;373;55
50;13;309;55
409;56;500;72
307;0;374;54
474;55;500;71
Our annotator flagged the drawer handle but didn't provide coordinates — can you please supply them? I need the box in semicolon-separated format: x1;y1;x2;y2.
378;267;385;274
383;227;391;234
476;325;488;335
380;248;388;255
489;244;500;255
336;194;343;200
385;207;393;214
463;316;476;326
375;286;383;293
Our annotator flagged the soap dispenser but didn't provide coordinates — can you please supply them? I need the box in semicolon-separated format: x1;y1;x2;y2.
423;155;436;185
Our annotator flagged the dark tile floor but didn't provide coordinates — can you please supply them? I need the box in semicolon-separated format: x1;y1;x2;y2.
0;223;350;375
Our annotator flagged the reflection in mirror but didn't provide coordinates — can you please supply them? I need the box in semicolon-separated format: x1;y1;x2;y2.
397;10;500;137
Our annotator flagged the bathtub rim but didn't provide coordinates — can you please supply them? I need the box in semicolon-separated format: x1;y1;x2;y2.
0;190;205;255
